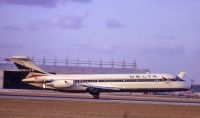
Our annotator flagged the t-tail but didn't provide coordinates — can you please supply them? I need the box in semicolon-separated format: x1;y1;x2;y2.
7;56;49;76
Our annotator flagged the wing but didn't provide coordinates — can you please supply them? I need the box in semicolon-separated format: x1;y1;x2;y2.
80;84;120;91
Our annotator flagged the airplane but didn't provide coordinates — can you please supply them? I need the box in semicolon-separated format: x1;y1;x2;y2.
7;56;191;99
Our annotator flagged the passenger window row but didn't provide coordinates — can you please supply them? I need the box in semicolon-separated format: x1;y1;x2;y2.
74;79;165;83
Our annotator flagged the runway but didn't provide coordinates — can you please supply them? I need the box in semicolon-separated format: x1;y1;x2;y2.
1;89;200;106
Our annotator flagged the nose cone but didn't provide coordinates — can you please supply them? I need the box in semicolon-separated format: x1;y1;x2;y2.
184;82;191;90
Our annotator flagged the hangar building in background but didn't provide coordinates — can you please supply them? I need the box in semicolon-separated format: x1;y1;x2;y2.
0;57;150;89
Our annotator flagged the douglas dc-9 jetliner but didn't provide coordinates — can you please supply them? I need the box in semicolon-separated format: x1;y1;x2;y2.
7;56;191;99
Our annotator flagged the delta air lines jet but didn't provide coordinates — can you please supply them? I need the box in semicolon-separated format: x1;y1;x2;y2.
7;56;191;99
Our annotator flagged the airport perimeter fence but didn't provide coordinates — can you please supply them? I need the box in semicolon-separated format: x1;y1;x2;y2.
0;56;137;69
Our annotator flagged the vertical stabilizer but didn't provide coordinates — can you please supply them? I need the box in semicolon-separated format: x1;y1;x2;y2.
7;56;48;75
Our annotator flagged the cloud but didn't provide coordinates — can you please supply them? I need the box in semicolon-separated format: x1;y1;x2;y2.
27;19;51;30
2;25;23;31
2;13;88;31
153;35;175;41
106;19;125;29
0;44;23;50
194;49;200;55
189;0;200;1
0;0;56;8
65;0;92;3
0;0;92;8
67;43;185;58
72;43;123;54
141;45;185;56
50;14;87;29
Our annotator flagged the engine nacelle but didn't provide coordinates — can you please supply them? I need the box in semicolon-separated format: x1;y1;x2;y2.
48;80;74;88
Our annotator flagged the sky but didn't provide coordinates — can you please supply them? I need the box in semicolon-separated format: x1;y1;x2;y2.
0;0;200;83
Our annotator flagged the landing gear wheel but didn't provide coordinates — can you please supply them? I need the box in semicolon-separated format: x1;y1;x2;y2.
92;93;100;99
86;88;101;99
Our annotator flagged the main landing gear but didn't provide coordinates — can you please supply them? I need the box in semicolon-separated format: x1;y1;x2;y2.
86;88;101;99
90;92;100;99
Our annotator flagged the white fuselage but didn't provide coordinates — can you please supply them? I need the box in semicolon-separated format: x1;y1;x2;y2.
23;73;191;92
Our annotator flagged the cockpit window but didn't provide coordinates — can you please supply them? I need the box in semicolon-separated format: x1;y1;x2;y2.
162;77;167;81
175;76;184;81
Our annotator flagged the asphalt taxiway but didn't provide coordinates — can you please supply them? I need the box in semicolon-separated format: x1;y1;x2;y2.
0;89;200;106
